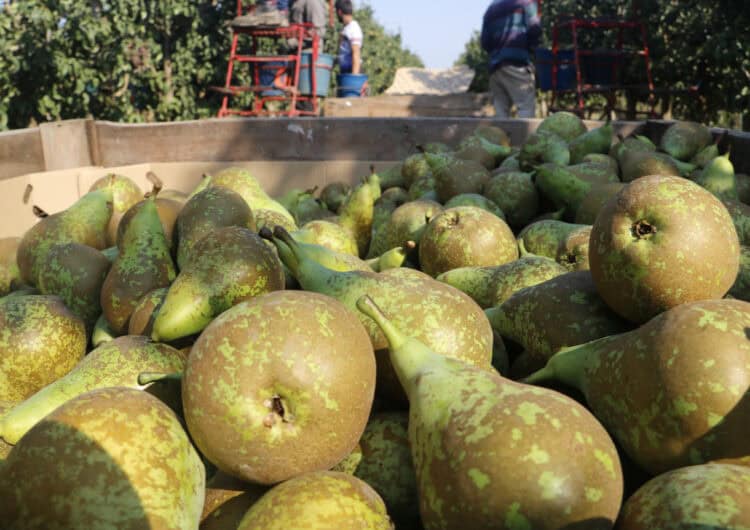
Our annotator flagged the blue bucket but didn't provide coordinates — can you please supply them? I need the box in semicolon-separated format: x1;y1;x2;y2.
258;61;288;96
337;74;369;97
535;48;576;91
298;52;334;97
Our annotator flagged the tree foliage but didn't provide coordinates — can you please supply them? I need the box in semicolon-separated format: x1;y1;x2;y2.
0;0;422;130
457;1;750;127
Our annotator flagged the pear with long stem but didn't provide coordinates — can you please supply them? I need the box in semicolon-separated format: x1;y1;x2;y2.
356;295;623;530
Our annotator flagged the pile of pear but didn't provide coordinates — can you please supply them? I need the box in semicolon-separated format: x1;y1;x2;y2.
1;112;750;529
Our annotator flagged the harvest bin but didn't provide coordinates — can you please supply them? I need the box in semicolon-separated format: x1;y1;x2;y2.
1;117;749;238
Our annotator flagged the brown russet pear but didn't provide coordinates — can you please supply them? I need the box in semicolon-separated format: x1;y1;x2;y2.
357;295;623;530
101;197;176;335
659;120;713;161
525;298;750;474
423;150;491;202
128;287;169;336
366;198;443;259
574;182;626;225
236;471;393;530
0;387;205;529
0;295;86;402
200;472;267;530
116;196;183;250
518;220;592;271
483;171;539;228
589;175;740;323
181;290;375;485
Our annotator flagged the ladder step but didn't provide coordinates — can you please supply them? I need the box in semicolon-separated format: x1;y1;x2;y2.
232;55;300;63
210;85;299;95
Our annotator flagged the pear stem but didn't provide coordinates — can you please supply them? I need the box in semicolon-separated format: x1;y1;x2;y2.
355;295;407;351
138;372;183;386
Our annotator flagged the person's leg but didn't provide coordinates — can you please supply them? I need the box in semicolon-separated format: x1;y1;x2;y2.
489;68;512;119
504;64;536;118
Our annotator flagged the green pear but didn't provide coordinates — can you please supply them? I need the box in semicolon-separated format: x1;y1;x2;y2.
101;197;176;335
0;335;186;444
91;313;116;346
729;246;750;301
608;134;656;163
270;227;493;405
200;471;267;530
483;171;539;228
0;237;21;296
17;188;113;286
367;188;409;258
277;186;314;211
486;271;632;376
526;298;750;474
356;295;623;530
89;173;143;247
659;120;713;161
568;121;613;164
236;471;392;530
407;173;439;201
367;199;443;259
444;193;505;219
690;141;720;167
293;219;359;256
519;130;571;170
695;152;738;201
424;151;490;202
518;220;592;271
436;255;567;309
495;154;521;172
0;401;12;462
180;291;375;485
455;134;512;169
418;206;518;277
254;207;299;233
175;186;255;269
474;124;511;147
0;387;205;528
722;199;750;246
619;149;682;182
589;175;740;323
534;162;618;218
353;412;419;528
574;182;626;225
292;194;335;226
366;241;415;272
536;111;588;141
116;196;183;250
618;463;750;530
582;153;620;175
152;226;285;342
374;164;405;190
36;242;111;331
401;153;432;189
330;443;363;474
264;227;372;272
208;166;294;225
0;295;86;402
319;181;352;212
337;174;381;257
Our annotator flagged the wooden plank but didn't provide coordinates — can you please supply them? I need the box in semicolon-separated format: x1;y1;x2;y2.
0;127;45;181
323;94;495;118
38;119;93;171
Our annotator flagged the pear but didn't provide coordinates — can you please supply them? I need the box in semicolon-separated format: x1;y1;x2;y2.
495;153;521;172
518;220;592;271
181;290;375;485
407;172;438;201
519;130;570;170
401;152;431;189
337;174;380;257
437;255;567;309
319;181;352;212
293;219;359;256
568;121;613;164
201;471;267;530
116;196;183;251
659;120;713;161
486;271;632;376
356;295;623;530
474;124;511;147
483;171;539;228
536;111;588;141
236;471;393;530
263;227;372;272
89;173;143;247
729;246;750;301
36;242;111;331
175;186;255;269
366;241;415;272
618;463;750;529
582;153;620;175
0;295;86;402
619;149;681;182
353;412;419;528
128;287;169;336
722;199;750;246
330;443;363;474
101;197;176;335
0;335;186;444
589;175;740;323
152;226;285;342
444;193;505;218
375;164;405;190
277;186;313;211
424;151;491;202
424;141;453;154
367;188;410;258
574;182;626;225
0;387;205;529
208;166;294;225
455;134;512;169
17;188;113;286
270;227;493;405
609;134;656;162
691;141;720;167
292;194;335;225
534;162;618;218
91;313;116;347
367;199;443;259
253;208;298;233
695;152;738;201
526;298;750;474
0;401;12;461
0;237;21;296
418;206;518;277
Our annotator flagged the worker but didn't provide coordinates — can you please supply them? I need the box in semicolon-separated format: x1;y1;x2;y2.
335;0;363;74
232;0;290;28
481;0;541;118
289;0;329;49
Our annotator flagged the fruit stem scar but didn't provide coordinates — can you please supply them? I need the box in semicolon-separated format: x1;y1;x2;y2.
632;220;657;239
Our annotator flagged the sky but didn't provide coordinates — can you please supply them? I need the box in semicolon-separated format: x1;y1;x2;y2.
357;0;488;69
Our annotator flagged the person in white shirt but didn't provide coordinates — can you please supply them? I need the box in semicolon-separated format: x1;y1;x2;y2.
335;0;363;74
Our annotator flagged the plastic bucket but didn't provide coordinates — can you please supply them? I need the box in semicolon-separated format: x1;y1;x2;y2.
535;48;576;91
258;61;288;96
298;52;333;97
336;74;369;97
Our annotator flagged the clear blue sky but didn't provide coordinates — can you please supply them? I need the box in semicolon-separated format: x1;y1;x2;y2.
358;0;488;69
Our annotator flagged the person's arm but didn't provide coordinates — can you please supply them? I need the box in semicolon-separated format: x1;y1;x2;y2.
480;9;493;52
351;44;362;74
525;0;542;49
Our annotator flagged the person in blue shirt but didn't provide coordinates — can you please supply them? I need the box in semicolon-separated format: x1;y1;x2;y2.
335;0;363;74
481;0;541;118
